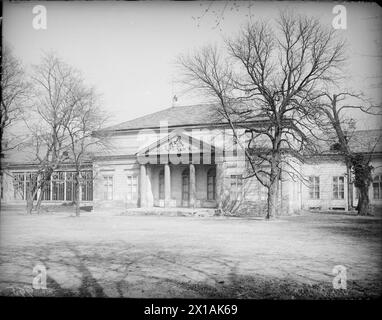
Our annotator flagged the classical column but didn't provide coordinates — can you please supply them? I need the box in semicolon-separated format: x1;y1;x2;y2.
146;166;153;208
139;164;146;207
215;162;224;209
164;164;171;207
189;164;196;208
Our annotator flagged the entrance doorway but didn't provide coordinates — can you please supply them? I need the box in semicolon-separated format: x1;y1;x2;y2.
181;168;189;207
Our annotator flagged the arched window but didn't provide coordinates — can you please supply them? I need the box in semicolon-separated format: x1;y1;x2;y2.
207;167;216;200
159;170;164;200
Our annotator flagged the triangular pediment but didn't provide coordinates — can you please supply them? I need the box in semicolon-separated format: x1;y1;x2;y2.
136;129;216;156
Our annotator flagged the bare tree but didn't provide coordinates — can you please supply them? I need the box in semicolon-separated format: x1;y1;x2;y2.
63;87;110;216
24;53;87;214
178;13;346;219
24;53;110;215
315;91;381;215
1;45;30;154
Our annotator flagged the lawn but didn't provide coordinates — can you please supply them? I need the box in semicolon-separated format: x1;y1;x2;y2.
0;207;381;299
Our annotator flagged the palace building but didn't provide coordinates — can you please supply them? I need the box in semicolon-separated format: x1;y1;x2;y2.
1;104;382;215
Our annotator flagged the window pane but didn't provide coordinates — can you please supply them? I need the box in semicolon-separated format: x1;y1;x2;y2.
13;173;25;200
103;176;113;200
373;183;379;199
309;176;319;199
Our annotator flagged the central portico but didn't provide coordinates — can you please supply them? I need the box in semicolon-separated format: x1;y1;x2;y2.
136;130;222;209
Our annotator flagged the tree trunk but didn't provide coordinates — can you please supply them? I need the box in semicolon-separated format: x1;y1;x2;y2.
356;184;370;216
35;185;44;214
352;154;372;216
266;146;281;219
25;180;36;214
74;174;80;217
26;193;33;215
36;171;53;214
266;180;278;219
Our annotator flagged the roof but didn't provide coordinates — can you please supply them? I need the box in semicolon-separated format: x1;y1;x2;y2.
314;129;382;155
348;129;382;153
103;104;226;131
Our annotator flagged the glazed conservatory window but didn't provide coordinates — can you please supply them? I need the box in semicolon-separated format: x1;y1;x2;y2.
12;170;93;202
81;171;93;201
13;172;25;200
52;172;65;201
65;172;75;201
25;172;38;200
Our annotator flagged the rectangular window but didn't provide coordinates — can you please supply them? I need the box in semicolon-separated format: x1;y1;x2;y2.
309;176;320;199
52;172;65;201
333;176;345;199
373;175;382;200
103;175;113;200
66;172;75;201
13;172;25;200
230;175;243;199
25;172;38;200
41;177;51;201
126;175;138;201
81;171;93;201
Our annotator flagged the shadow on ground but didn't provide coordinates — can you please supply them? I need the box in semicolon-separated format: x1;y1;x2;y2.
1;241;380;299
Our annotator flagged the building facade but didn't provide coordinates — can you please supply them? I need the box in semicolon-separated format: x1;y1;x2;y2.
1;104;382;215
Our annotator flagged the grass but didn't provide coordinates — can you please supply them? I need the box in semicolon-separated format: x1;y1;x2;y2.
0;207;381;299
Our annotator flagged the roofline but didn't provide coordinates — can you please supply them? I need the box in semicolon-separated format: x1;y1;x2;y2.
97;119;271;135
1;161;93;170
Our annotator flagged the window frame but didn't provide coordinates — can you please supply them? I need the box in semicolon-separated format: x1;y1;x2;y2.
332;176;345;200
309;176;320;199
373;175;382;200
81;171;93;201
13;172;25;200
103;175;114;200
126;174;138;201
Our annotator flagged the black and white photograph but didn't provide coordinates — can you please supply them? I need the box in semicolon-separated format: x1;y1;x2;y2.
0;0;381;308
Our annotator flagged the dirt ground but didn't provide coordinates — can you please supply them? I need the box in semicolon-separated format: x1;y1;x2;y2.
0;207;381;299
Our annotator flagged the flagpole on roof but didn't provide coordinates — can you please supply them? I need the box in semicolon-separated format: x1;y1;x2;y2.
171;76;178;107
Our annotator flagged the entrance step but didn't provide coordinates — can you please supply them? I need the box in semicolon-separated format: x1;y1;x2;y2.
123;207;219;217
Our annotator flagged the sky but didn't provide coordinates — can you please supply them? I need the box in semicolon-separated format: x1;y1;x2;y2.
3;1;382;129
